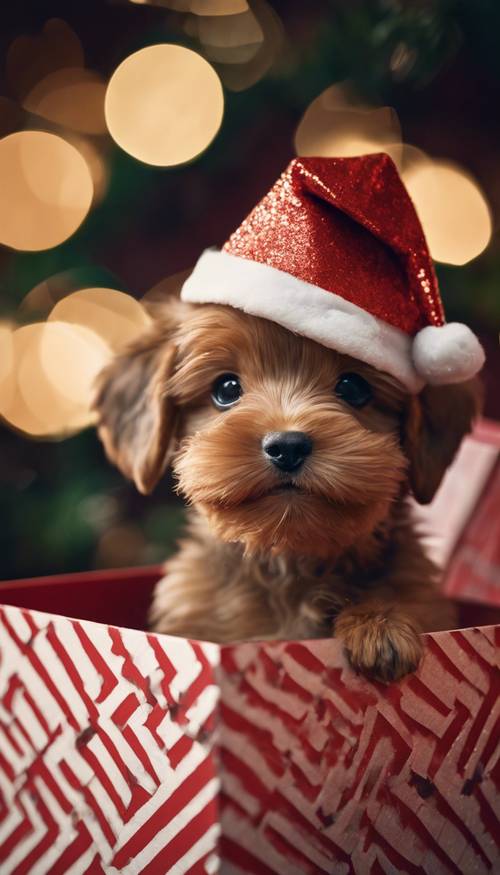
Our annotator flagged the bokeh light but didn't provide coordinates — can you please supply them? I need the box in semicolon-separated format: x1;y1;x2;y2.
0;322;15;418
295;84;402;165
24;68;107;135
49;288;151;352
6;19;84;100
105;44;224;166
399;143;429;175
9;287;149;438
130;0;248;12
188;8;264;64
211;0;283;92
0;131;93;251
19;271;87;319
38;321;110;409
2;322;110;437
2;325;54;435
190;0;248;12
403;156;492;265
66;136;109;205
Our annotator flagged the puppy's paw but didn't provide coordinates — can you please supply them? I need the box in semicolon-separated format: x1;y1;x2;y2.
334;606;423;684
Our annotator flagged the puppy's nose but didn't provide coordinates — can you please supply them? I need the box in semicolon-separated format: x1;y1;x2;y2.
262;431;313;472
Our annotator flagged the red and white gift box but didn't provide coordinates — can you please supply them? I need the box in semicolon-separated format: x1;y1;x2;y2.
0;421;499;874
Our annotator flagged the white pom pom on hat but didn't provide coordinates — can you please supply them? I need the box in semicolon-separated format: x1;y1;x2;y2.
412;323;485;385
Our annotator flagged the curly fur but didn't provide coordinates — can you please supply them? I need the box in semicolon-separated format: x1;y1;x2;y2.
93;300;480;682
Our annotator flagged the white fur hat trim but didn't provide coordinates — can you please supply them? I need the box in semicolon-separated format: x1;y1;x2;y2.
181;249;485;391
412;323;485;385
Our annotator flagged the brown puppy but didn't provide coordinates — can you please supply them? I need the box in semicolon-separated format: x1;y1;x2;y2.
93;298;480;683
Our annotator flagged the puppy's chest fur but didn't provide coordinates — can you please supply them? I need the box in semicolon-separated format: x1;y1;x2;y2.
149;505;420;643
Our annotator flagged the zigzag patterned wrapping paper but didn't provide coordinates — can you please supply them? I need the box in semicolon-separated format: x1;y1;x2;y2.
219;633;500;875
0;602;498;874
0;606;221;874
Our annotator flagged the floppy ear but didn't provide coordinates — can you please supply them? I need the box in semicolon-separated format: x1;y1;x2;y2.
93;327;178;494
403;377;483;504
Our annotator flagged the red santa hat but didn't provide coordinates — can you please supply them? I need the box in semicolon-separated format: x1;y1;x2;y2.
181;154;484;393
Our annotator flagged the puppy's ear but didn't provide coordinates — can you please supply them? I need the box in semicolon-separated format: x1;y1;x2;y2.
403;378;482;504
93;328;178;494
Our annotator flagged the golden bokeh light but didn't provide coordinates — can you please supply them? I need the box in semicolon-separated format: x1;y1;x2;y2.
2;325;53;435
295;84;402;165
67;137;109;205
2;322;111;437
189;9;264;64
403;157;492;265
130;0;248;13
0;131;94;251
399;143;429;175
38;320;110;409
105;44;224;166
6;19;84;100
190;0;248;12
0;322;15;417
49;288;151;353
213;0;283;92
19;271;85;319
24;68;107;135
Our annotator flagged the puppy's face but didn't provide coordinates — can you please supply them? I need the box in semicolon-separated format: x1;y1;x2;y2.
169;306;406;557
94;301;479;558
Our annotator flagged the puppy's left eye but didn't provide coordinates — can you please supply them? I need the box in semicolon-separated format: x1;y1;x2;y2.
211;373;242;409
335;372;373;408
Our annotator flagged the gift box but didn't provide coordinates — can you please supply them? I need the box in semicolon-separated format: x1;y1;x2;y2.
411;418;500;609
0;422;499;874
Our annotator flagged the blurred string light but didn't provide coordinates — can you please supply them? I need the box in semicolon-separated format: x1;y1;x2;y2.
6;18;84;100
1;325;53;436
0;323;15;415
188;0;283;92
24;68;107;135
189;0;248;12
2;322;109;436
129;0;248;13
49;288;152;351
186;7;264;64
105;44;224;166
4;18;108;205
36;321;110;411
1;287;151;438
402;155;492;266
19;271;90;319
132;0;281;90
295;84;403;164
295;83;492;266
0;131;93;251
66;136;109;205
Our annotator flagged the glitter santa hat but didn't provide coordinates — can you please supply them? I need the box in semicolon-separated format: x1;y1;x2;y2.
181;154;484;393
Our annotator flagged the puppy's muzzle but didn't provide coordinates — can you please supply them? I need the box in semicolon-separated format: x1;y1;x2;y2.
262;431;313;472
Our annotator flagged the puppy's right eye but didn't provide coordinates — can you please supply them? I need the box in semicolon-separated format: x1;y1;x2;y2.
335;372;373;408
211;373;242;409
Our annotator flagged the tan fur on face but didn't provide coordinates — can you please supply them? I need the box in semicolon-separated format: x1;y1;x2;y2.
93;299;481;683
170;306;407;558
